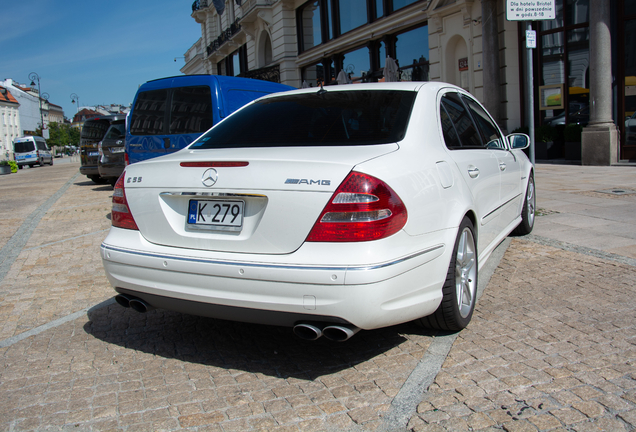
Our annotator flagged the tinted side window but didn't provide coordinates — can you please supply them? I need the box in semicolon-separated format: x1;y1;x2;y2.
36;140;47;151
440;105;462;149
441;93;482;148
169;86;213;134
130;89;168;135
462;96;504;149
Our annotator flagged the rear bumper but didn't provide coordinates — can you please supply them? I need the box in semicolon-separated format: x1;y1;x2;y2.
99;163;124;179
80;165;99;176
100;227;454;330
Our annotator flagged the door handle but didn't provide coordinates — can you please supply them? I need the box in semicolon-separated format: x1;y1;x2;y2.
163;138;170;149
499;162;506;171
467;166;480;178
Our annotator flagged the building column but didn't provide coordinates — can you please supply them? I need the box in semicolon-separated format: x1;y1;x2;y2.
481;0;501;125
581;0;618;165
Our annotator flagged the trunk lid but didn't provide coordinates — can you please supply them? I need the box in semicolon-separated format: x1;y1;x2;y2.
122;145;397;254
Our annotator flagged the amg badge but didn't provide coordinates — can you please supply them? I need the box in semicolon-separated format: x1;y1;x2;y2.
285;179;331;186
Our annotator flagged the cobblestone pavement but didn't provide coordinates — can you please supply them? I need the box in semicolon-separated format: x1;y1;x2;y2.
1;163;635;431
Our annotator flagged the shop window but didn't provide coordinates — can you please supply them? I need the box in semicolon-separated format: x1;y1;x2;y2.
375;0;384;18
540;1;564;31
302;59;335;87
566;0;588;26
298;1;325;51
394;25;429;81
339;0;368;34
342;46;371;83
392;0;419;11
538;1;590;127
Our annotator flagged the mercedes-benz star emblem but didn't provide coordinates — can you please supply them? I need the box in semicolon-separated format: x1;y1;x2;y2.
201;168;218;187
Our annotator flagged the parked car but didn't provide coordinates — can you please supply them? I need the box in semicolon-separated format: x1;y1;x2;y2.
101;82;534;341
126;75;294;164
13;136;53;168
544;103;589;127
80;114;125;183
98;119;126;186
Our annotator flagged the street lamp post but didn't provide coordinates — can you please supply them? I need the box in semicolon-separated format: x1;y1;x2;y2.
29;72;45;134
70;93;80;115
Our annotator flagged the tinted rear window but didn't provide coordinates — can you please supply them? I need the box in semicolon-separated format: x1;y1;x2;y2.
81;120;110;141
130;86;213;136
191;90;415;149
104;121;126;139
14;141;35;153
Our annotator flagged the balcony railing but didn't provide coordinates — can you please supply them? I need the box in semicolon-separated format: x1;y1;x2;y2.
206;19;242;56
239;64;281;83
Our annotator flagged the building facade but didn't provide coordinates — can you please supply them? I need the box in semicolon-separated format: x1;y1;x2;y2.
0;79;46;136
0;86;21;160
182;0;634;164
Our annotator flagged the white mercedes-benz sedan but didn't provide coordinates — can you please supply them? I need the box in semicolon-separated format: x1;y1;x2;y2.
101;82;534;341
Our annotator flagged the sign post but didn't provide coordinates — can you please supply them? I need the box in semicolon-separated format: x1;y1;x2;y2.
506;0;555;166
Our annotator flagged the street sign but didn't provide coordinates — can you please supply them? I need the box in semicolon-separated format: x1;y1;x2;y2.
506;0;556;21
526;30;537;49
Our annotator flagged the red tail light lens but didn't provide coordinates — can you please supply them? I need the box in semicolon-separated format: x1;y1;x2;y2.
124;153;129;166
306;172;407;242
111;172;139;230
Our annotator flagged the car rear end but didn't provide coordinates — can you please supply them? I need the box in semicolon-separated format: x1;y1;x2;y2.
101;85;454;334
13;137;37;168
98;119;126;186
80;116;119;182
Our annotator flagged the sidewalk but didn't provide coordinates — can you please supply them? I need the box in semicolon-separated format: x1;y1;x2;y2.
531;164;636;261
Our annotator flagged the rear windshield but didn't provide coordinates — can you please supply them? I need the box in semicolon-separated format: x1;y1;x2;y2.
104;121;126;139
81;120;110;141
190;90;415;149
14;141;35;153
130;86;213;136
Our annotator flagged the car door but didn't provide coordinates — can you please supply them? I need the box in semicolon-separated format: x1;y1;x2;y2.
440;91;502;253
461;95;522;233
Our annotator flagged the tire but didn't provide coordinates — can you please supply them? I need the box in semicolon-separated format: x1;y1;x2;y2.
512;174;535;236
88;175;106;184
18;165;23;170
418;217;478;331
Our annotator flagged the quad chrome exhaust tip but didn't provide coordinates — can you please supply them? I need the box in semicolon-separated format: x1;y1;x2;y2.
293;322;360;341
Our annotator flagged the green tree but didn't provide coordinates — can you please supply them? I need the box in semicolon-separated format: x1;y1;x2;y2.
47;122;69;147
46;123;80;147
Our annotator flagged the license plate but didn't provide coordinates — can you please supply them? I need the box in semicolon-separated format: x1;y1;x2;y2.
187;199;244;231
89;151;99;156
110;147;125;154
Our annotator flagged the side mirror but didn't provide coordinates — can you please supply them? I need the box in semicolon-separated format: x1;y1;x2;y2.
507;133;530;150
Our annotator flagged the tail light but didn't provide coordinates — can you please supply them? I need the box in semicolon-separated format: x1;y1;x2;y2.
306;172;407;242
111;172;139;230
124;152;129;166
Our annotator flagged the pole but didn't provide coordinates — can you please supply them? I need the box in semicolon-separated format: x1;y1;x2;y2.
525;22;535;166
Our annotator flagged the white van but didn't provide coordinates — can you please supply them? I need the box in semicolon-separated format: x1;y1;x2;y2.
13;136;53;169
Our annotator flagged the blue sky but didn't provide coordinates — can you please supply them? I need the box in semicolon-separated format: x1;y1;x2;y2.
2;0;201;119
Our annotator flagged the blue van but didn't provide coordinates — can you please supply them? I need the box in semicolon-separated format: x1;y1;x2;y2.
126;75;294;164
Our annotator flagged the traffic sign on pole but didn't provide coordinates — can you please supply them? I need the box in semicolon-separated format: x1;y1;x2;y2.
506;0;555;21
